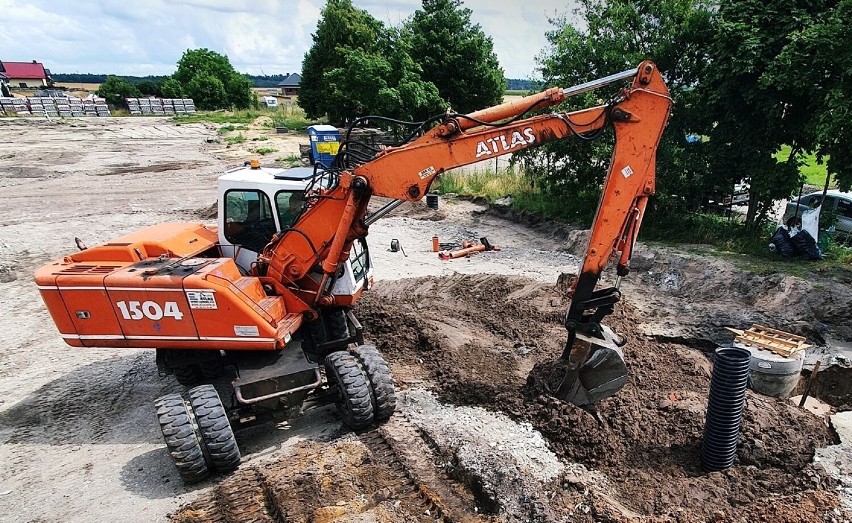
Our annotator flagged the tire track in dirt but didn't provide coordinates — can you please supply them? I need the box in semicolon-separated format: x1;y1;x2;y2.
171;414;488;523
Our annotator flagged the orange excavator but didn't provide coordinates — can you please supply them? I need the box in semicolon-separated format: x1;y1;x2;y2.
35;61;671;482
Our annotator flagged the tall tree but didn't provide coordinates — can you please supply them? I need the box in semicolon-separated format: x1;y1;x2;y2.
299;0;385;120
321;28;444;122
765;0;852;193
699;0;849;227
405;0;504;113
171;49;253;110
187;72;227;110
96;76;142;106
301;0;445;123
524;0;714;223
160;77;185;99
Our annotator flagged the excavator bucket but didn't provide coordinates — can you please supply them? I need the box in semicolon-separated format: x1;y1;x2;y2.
531;324;628;406
552;344;628;406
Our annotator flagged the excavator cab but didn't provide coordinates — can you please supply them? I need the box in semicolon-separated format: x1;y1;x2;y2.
217;164;373;301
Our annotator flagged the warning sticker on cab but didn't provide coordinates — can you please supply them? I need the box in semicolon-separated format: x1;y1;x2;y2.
234;325;260;337
186;290;217;310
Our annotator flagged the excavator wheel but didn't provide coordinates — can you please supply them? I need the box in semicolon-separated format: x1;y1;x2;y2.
324;351;374;430
187;385;241;472
197;354;225;379
351;345;397;421
324;308;350;341
173;365;202;386
154;393;210;484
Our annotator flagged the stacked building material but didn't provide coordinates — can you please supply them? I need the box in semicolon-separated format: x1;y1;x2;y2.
28;97;60;117
125;97;196;115
94;97;110;116
0;97;31;115
150;98;165;115
69;97;84;116
126;98;142;115
26;97;44;115
81;98;97;116
56;98;72;117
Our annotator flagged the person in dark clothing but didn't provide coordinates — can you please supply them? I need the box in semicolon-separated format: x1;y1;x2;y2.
769;215;822;259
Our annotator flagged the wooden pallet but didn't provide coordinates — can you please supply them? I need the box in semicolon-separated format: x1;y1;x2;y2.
725;324;810;357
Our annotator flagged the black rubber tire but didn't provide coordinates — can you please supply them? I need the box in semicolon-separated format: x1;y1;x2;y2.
154;393;210;484
325;308;349;341
306;316;328;347
187;385;241;472
173;364;202;386
324;351;374;430
352;345;397;421
197;353;225;379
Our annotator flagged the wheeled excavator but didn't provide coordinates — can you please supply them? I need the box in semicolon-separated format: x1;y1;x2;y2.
35;61;671;482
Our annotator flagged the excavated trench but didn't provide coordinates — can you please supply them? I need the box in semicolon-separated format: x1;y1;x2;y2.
171;273;848;523
356;274;843;521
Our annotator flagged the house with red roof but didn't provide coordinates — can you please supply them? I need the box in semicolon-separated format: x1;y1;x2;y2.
0;60;52;88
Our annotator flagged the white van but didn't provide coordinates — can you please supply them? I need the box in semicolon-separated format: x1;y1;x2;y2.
261;96;278;108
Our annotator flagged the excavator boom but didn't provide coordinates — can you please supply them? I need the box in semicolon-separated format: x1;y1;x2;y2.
262;61;671;405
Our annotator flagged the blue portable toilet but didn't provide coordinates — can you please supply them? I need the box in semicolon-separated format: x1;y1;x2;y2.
307;125;340;167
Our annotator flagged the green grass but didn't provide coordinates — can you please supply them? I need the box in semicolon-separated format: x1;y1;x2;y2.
276;154;302;163
253;147;277;155
504;90;530;97
266;106;316;131
434;167;533;199
775;145;831;187
174;105;315;128
175;109;265;124
252;135;269;141
218;124;248;134
224;134;246;145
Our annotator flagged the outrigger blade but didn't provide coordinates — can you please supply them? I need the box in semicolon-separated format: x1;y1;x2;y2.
553;324;628;406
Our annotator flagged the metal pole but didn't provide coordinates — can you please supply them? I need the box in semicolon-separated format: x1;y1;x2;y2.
793;183;803;223
363;199;405;226
562;68;637;98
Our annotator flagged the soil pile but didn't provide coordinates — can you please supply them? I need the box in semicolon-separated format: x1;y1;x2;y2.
358;273;843;521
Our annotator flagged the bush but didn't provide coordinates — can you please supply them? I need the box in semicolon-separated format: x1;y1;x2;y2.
96;76;141;106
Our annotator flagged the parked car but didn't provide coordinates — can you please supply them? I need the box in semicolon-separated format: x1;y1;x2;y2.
782;189;852;239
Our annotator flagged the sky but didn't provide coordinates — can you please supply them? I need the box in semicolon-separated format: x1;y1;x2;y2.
0;0;579;80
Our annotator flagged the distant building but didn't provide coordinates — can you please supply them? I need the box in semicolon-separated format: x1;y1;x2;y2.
277;73;301;97
0;60;52;88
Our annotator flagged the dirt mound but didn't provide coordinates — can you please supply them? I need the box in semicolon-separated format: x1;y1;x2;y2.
486;202;852;346
357;273;842;521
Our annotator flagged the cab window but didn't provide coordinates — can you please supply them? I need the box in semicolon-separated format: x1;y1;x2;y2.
349;238;370;282
224;190;277;252
275;190;306;228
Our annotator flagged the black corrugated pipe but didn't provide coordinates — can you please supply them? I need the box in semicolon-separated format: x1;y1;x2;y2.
701;347;751;472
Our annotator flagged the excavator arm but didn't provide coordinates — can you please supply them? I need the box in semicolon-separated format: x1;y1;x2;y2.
261;61;671;405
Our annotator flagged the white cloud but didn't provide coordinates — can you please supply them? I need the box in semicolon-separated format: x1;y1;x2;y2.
0;0;575;78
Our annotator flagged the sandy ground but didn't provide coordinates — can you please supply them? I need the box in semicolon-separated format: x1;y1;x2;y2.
0;116;850;522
